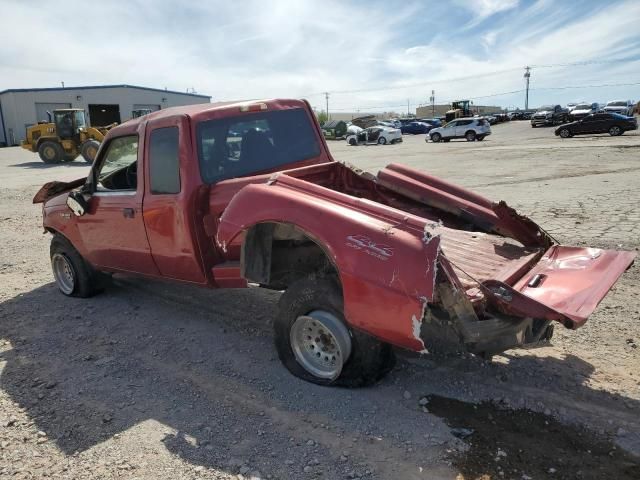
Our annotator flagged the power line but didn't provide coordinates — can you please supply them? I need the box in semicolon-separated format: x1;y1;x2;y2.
302;56;636;98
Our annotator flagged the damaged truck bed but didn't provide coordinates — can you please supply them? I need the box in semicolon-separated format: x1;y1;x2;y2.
35;99;635;387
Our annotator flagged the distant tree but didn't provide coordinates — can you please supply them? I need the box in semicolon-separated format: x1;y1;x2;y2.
316;110;328;125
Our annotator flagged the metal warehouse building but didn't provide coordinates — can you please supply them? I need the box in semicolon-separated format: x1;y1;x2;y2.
0;84;211;146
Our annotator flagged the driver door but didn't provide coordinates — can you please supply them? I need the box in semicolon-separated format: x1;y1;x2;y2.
76;134;159;275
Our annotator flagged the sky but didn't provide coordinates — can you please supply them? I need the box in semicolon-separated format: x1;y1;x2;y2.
1;0;639;113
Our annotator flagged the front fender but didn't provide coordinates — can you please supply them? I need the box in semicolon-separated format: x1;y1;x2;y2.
216;175;440;351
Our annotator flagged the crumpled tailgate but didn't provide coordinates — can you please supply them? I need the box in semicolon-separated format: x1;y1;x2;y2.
512;246;635;326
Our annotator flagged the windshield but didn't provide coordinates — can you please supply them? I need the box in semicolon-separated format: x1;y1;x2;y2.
575;104;591;110
196;108;321;183
538;105;554;111
74;111;86;129
608;101;627;107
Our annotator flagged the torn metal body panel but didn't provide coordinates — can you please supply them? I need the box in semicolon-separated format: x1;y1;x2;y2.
217;161;635;356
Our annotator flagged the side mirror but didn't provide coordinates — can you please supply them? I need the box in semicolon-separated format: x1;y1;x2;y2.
66;191;88;217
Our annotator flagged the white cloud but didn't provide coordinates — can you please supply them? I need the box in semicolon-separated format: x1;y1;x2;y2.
0;0;638;112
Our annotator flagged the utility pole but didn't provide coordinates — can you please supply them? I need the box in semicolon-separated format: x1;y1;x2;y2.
524;66;531;110
324;92;330;121
430;90;435;116
407;99;410;116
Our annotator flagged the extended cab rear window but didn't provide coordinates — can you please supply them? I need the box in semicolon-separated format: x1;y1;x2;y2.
196;108;321;183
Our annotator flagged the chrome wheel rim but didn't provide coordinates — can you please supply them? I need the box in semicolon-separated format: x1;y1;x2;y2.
560;129;570;138
52;253;75;294
290;310;352;380
610;126;620;135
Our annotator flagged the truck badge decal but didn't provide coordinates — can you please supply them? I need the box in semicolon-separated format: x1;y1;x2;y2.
346;234;393;261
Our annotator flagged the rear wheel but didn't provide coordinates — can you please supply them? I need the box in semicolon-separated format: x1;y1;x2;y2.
465;130;476;141
377;136;387;145
81;139;100;163
348;138;357;146
50;234;109;297
559;128;572;138
609;125;622;136
431;133;441;143
275;276;395;387
38;141;64;164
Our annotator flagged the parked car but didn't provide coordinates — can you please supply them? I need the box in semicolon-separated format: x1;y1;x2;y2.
530;105;569;127
401;121;433;135
418;118;442;128
34;98;635;387
603;100;634;117
555;112;638;138
346;124;363;136
566;102;579;112
427;118;491;142
347;125;402;145
569;103;600;121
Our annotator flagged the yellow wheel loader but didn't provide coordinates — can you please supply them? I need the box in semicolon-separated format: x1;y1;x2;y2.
21;109;116;164
445;100;472;123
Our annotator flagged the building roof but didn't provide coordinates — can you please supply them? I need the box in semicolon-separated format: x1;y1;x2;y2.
0;84;210;99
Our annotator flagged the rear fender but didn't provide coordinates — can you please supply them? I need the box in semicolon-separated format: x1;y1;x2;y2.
216;180;441;351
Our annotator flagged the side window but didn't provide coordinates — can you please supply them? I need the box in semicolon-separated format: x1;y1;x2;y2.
149;127;180;194
446;121;457;128
96;136;138;191
458;120;472;126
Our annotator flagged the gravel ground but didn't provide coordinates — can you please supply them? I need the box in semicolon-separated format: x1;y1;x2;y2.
0;120;638;479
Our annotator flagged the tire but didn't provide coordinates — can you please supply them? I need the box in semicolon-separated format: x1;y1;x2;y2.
81;140;100;163
431;133;441;143
275;276;395;387
531;124;537;128
559;128;572;138
348;138;357;146
609;125;622;136
50;234;109;298
465;131;476;141
378;136;387;145
38;141;64;164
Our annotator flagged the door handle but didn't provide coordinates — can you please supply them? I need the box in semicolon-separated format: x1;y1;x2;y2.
122;208;135;218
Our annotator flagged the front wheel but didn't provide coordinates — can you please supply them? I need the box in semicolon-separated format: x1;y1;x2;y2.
275;277;395;387
609;125;622;136
378;136;387;145
465;131;476;141
430;133;441;143
348;138;357;146
559;128;572;138
81;139;100;163
50;234;109;297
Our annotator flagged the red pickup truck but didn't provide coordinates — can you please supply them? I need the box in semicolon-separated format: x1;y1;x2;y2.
34;99;635;387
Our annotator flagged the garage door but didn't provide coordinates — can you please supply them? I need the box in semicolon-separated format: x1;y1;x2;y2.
35;103;71;123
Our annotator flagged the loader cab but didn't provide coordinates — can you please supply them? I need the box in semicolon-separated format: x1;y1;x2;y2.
53;109;87;139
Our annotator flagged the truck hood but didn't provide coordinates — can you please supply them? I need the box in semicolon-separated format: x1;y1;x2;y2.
33;177;87;204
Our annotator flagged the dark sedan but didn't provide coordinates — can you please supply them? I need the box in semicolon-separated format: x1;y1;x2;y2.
555;113;637;138
401;121;433;134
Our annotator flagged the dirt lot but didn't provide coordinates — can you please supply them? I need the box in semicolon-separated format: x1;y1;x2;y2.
0;120;639;479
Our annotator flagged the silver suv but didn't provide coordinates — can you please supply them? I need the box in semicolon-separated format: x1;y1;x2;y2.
427;117;491;142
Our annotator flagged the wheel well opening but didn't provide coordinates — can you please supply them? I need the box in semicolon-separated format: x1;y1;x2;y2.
242;223;338;290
